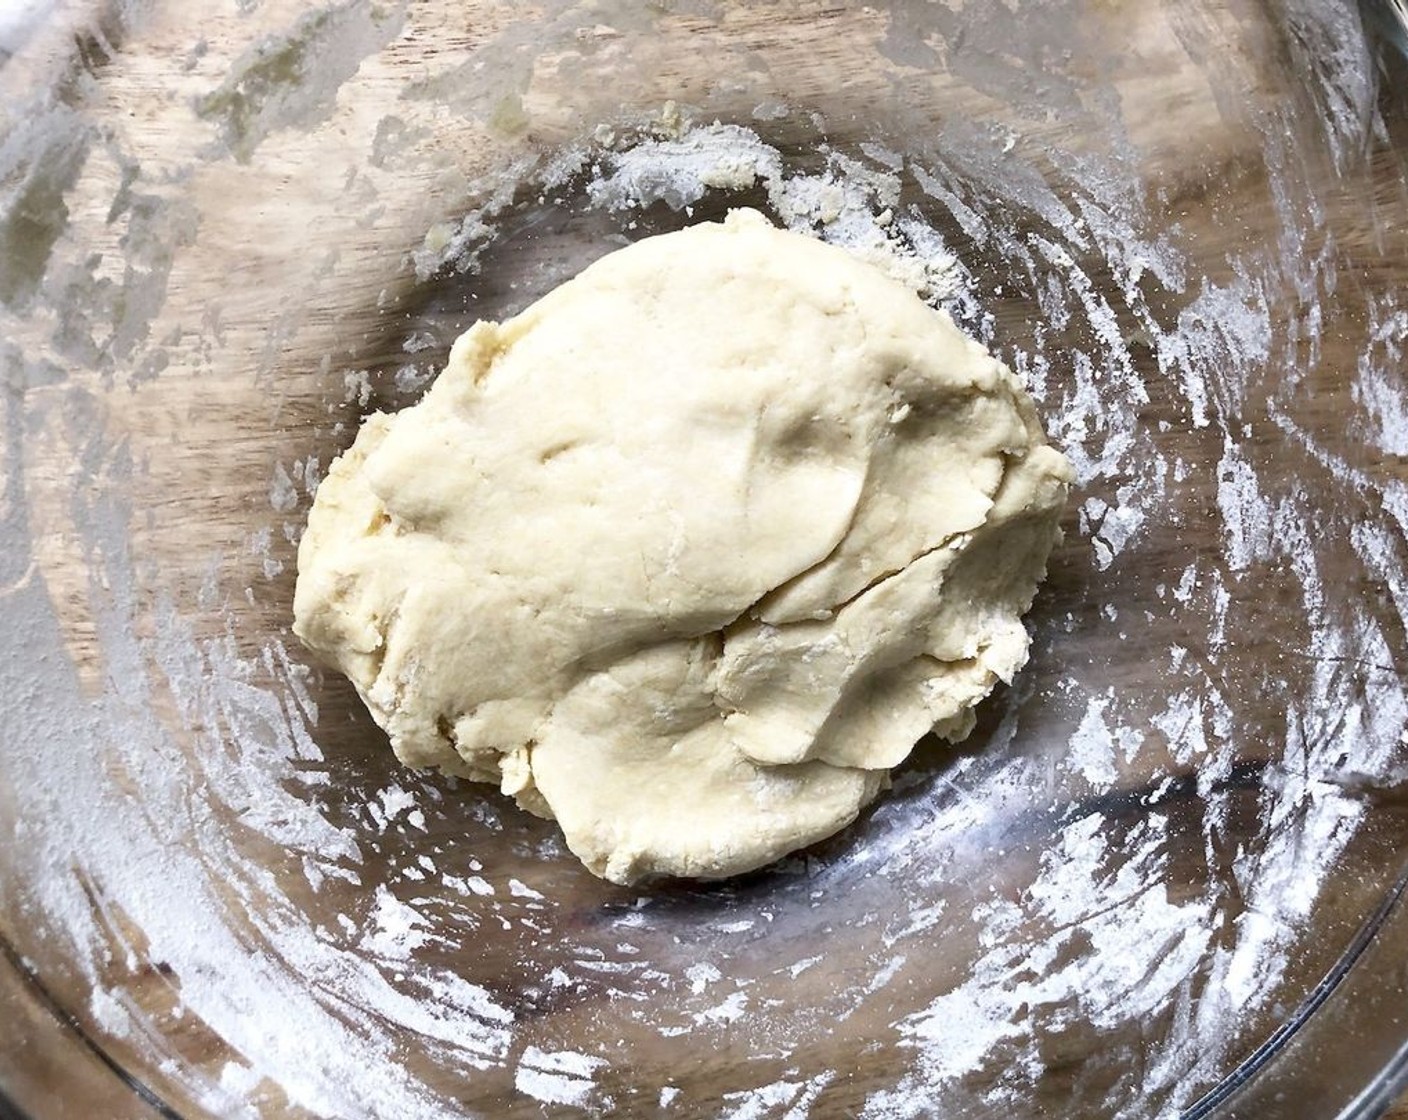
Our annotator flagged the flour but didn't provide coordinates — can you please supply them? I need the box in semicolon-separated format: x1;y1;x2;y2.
513;1047;608;1109
721;1073;836;1120
581;121;965;300
697;990;749;1025
867;814;1218;1119
1066;694;1137;787
361;885;434;960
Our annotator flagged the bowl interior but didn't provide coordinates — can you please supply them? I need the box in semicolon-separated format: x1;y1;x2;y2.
3;2;1408;1117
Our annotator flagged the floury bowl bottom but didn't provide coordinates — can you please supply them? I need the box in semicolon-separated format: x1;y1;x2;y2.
3;1;1408;1117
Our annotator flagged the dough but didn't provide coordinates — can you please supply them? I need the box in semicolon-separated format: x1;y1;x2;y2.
293;209;1072;885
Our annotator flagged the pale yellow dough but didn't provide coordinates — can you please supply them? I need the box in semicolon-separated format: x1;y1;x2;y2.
293;209;1072;885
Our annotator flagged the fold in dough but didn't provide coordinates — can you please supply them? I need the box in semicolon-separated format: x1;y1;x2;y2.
293;208;1073;885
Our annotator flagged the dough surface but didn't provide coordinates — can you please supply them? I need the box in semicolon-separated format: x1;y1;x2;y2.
293;209;1072;885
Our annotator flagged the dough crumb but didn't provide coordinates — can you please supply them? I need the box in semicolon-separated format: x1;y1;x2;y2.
293;208;1072;885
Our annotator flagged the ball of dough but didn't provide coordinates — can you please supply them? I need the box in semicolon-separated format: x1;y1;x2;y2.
293;208;1072;885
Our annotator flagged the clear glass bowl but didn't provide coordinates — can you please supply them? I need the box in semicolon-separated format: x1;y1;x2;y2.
4;2;1408;1117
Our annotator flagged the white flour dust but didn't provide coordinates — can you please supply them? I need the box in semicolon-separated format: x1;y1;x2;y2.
2;3;1407;1119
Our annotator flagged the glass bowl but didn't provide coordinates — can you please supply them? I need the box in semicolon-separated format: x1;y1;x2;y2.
3;1;1408;1117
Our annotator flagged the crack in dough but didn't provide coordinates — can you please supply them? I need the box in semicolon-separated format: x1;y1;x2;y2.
293;209;1073;884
